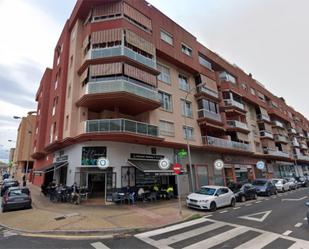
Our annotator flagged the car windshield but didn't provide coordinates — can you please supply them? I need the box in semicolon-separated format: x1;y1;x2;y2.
196;187;216;195
273;180;281;184
253;180;266;186
9;190;23;196
228;183;242;192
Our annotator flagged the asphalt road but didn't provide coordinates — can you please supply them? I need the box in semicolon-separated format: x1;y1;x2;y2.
0;187;308;249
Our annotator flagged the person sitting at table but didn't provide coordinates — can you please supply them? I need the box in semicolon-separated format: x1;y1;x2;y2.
138;187;145;202
166;185;174;199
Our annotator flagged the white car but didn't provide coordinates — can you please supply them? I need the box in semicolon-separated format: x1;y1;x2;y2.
186;185;235;211
285;177;298;190
272;178;290;192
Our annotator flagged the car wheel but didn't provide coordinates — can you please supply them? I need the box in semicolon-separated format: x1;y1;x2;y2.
210;202;217;212
241;196;246;202
267;191;271;197
254;193;258;199
230;198;236;207
274;190;278;195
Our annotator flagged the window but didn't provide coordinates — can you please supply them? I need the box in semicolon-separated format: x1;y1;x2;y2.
181;43;192;56
159;120;175;137
178;74;189;91
65;115;69;130
181;99;193;117
219;71;236;84
52;97;58;116
183;126;194;140
157;64;171;84
198;53;212;70
159;91;172;112
198;99;219;114
250;88;256;95
241;83;248;91
160;29;173;45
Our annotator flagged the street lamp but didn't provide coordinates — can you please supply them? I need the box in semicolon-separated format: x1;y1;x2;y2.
183;83;206;193
13;115;33;182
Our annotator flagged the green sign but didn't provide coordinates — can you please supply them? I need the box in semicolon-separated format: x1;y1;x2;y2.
178;149;187;158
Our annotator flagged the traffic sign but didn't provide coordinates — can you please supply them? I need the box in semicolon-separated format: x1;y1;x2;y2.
177;149;187;158
158;158;170;170
256;161;265;170
173;163;182;175
97;157;109;169
214;159;224;170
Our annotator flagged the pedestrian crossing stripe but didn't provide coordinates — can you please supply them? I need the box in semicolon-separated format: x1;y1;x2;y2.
135;217;309;249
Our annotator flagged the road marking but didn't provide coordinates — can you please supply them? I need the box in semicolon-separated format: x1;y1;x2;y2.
255;201;262;204
233;207;241;210
2;230;18;238
281;196;307;202
219;210;228;213
245;204;252;207
282;230;292;236
239;210;272;222
294;223;303;227
204;214;213;218
91;242;110;249
233;232;280;249
304;217;307;221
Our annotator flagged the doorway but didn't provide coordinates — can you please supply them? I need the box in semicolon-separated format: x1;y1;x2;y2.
88;173;105;198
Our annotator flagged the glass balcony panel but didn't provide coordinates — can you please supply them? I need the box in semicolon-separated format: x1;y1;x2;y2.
202;136;251;151
110;119;122;132
137;123;148;135
197;109;222;122
124;120;137;133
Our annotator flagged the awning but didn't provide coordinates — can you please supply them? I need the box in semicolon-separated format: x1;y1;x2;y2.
33;161;68;174
128;159;173;173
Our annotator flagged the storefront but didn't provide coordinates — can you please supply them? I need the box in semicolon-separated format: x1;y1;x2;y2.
272;161;296;178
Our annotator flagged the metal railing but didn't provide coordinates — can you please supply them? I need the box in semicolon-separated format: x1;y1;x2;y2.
257;114;271;122
264;149;290;158
202;136;251;151
90;46;156;69
292;140;300;147
295;154;309;161
272;121;284;128
85;80;160;102
288;128;297;134
300;143;308;149
224;99;245;110
197;85;219;98
227;120;249;130
274;134;288;143
260;130;274;139
197;109;222;122
85;119;159;137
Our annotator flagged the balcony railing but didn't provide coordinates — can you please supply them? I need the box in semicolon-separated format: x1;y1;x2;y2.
274;134;288;143
202;136;251;151
260;130;274;139
295;154;309;161
227;120;249;130
272;121;284;128
224;99;245;110
197;85;219;98
300;143;308;149
264;149;290;158
288;128;297;134
292;140;300;147
90;46;156;69
197;109;222;122
85;80;160;102
257;114;271;122
85;119;159;137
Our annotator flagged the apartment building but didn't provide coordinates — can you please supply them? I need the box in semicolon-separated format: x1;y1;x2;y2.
13;112;36;181
31;0;309;199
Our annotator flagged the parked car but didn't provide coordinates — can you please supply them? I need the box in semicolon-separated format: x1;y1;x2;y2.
271;178;290;192
0;180;19;196
2;187;32;212
285;177;298;190
229;183;258;202
252;179;277;196
186;185;235;211
295;176;309;187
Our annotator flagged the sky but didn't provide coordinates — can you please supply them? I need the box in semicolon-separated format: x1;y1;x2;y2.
0;0;308;161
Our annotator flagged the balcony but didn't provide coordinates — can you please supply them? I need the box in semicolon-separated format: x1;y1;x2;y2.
77;79;161;115
264;149;290;158
300;143;308;150
89;46;157;70
274;134;288;143
227;120;249;132
298;133;305;138
295;154;309;162
292;140;300;147
85;119;159;137
196;85;219;99
260;130;274;139
272;120;284;128
223;99;245;111
257;114;271;122
197;109;222;123
202;136;251;152
288;128;297;134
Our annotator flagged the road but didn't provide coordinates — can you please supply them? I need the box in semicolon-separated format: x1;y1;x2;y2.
0;187;308;249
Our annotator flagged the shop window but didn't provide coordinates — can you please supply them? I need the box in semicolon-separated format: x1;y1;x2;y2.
151;147;157;155
214;168;224;186
81;146;107;165
121;167;135;187
196;166;208;189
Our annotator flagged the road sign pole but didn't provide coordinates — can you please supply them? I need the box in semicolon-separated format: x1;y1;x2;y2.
177;173;182;216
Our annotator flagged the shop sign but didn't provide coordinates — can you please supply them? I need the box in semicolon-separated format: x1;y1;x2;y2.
97;157;109;170
130;153;164;160
177;149;187;158
214;159;224;170
56;155;68;162
158;158;170;170
256;161;265;170
173;164;182;175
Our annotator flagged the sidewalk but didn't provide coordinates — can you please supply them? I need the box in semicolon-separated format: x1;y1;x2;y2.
0;184;202;235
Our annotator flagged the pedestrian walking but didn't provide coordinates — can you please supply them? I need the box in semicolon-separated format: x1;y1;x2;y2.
22;174;26;187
